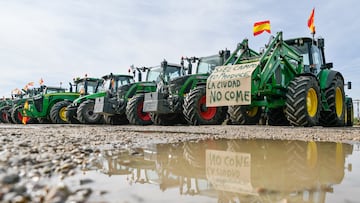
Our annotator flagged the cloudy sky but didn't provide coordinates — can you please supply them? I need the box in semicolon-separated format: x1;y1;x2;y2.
1;0;359;101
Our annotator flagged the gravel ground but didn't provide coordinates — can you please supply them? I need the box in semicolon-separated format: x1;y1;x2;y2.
0;123;359;202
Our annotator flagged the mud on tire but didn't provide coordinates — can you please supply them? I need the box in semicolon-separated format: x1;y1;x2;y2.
77;100;104;124
228;105;262;125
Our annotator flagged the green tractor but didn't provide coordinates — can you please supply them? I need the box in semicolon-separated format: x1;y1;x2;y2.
66;73;134;124
201;31;353;127
94;63;171;125
143;51;230;125
23;77;101;124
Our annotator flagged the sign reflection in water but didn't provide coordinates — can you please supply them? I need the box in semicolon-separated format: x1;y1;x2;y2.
87;139;353;203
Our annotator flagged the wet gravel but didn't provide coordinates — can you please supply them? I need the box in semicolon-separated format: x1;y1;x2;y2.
0;123;359;202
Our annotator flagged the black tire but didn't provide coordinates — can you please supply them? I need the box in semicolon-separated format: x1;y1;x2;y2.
11;105;23;124
268;107;290;126
126;94;152;125
50;100;71;124
183;86;227;125
77;100;104;124
228;105;262;125
104;114;129;125
285;76;320;127
345;98;354;127
7;107;16;124
65;107;80;124
0;106;11;123
150;113;179;126
320;75;345;127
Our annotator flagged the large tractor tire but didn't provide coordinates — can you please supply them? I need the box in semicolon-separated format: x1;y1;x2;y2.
345;98;354;127
77;100;104;124
37;117;51;124
50;100;71;124
126;94;152;125
150;113;179;126
285;76;320;127
183;86;227;125
320;75;345;127
268;107;290;126
104;114;129;125
65;107;80;124
0;106;11;123
11;105;24;124
228;105;262;125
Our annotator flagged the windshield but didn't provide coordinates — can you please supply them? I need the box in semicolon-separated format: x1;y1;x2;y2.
146;65;182;82
289;43;310;66
101;77;135;91
46;88;65;94
197;55;222;74
76;80;99;94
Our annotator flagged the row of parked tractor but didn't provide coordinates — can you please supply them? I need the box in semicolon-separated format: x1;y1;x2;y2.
0;31;355;127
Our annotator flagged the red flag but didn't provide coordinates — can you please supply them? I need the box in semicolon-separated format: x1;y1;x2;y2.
308;8;315;34
253;20;271;36
39;78;44;85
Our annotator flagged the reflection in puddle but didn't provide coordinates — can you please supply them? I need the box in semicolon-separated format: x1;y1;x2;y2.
80;139;358;202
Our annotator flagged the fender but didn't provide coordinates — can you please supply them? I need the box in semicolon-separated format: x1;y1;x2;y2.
318;69;344;90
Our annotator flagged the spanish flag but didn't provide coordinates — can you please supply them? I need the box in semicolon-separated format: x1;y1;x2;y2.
308;8;315;34
253;20;271;36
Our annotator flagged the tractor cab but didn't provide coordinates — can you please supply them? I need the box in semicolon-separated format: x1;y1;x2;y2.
196;50;231;74
100;74;135;93
285;37;328;75
72;77;103;95
146;61;183;84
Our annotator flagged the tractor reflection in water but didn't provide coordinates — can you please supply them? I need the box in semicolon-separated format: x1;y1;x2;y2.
87;139;353;203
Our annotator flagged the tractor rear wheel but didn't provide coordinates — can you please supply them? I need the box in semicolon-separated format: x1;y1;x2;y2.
268;107;290;126
320;75;345;126
285;76;320;127
104;114;129;125
126;94;152;125
183;86;227;125
228;105;262;125
50;100;71;124
0;106;11;123
37;117;51;124
11;105;24;124
150;113;179;126
77;100;104;124
65;107;80;124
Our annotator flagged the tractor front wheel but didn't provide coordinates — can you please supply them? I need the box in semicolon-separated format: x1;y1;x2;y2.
228;105;262;125
50;101;71;124
285;76;320;127
0;106;11;123
126;94;152;125
320;75;345;127
183;86;227;125
77;100;104;124
345;98;354;127
65;107;80;124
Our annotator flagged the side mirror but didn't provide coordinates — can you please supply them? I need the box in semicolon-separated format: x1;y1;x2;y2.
347;81;352;90
320;62;333;69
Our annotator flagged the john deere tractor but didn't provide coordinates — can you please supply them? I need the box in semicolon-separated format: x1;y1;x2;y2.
200;31;353;127
94;63;175;125
143;52;230;125
24;76;101;124
66;73;134;124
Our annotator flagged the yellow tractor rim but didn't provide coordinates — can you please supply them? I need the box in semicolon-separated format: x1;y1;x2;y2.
307;141;318;169
59;107;67;121
335;87;343;118
247;106;258;117
307;88;318;117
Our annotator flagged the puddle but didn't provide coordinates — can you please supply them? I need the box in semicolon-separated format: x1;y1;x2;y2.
64;139;360;203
